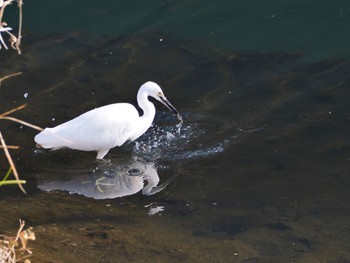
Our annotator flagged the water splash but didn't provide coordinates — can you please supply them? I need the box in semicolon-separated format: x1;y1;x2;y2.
133;116;241;161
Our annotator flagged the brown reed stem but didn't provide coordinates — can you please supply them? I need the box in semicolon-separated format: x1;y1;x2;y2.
0;103;26;117
0;0;23;54
0;130;26;193
15;0;22;54
6;219;26;261
0;116;43;131
0;72;22;87
0;0;14;22
0;145;19;149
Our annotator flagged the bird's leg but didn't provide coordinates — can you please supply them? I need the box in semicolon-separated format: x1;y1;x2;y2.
88;157;111;173
96;149;109;159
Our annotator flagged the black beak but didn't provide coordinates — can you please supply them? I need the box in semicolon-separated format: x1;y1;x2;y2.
160;96;178;114
160;96;183;122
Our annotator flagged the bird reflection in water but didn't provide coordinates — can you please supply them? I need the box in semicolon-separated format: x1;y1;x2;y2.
38;157;176;199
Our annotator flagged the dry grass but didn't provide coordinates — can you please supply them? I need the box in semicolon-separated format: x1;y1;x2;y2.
0;0;23;54
0;73;43;193
0;219;36;263
0;72;22;87
0;0;28;192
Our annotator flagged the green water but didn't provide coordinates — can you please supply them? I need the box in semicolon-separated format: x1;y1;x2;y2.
1;1;350;262
17;0;350;61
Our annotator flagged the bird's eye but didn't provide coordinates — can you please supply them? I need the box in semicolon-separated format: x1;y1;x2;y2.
157;92;163;97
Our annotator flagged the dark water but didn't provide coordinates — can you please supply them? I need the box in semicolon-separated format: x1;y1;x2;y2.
1;1;350;262
5;0;350;61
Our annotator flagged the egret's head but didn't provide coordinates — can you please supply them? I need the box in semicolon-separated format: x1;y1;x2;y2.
141;81;164;100
141;81;180;117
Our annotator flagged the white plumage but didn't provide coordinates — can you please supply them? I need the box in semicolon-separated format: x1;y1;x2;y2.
35;81;182;159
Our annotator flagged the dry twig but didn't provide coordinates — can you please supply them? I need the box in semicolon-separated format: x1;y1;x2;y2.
0;116;44;131
15;0;22;54
0;103;26;117
0;72;38;194
0;130;26;193
0;104;43;131
0;104;43;193
0;72;22;87
0;219;36;262
0;145;19;149
0;0;23;54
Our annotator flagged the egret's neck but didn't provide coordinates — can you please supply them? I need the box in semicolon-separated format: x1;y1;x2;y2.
137;89;156;124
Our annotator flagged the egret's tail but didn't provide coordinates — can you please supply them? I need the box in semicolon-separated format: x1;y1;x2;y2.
34;128;67;149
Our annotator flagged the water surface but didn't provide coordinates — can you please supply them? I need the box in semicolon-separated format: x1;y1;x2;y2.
1;1;350;262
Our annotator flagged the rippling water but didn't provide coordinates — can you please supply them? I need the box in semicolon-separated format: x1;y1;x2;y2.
1;1;350;262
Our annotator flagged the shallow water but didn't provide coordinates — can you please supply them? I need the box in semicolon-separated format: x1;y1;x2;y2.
1;8;350;263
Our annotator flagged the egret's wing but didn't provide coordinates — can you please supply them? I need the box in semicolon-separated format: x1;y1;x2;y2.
35;103;139;151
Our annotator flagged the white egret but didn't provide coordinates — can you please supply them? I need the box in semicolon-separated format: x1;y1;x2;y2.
35;81;183;159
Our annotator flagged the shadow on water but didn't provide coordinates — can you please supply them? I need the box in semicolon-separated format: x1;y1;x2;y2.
37;156;177;199
1;32;350;262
